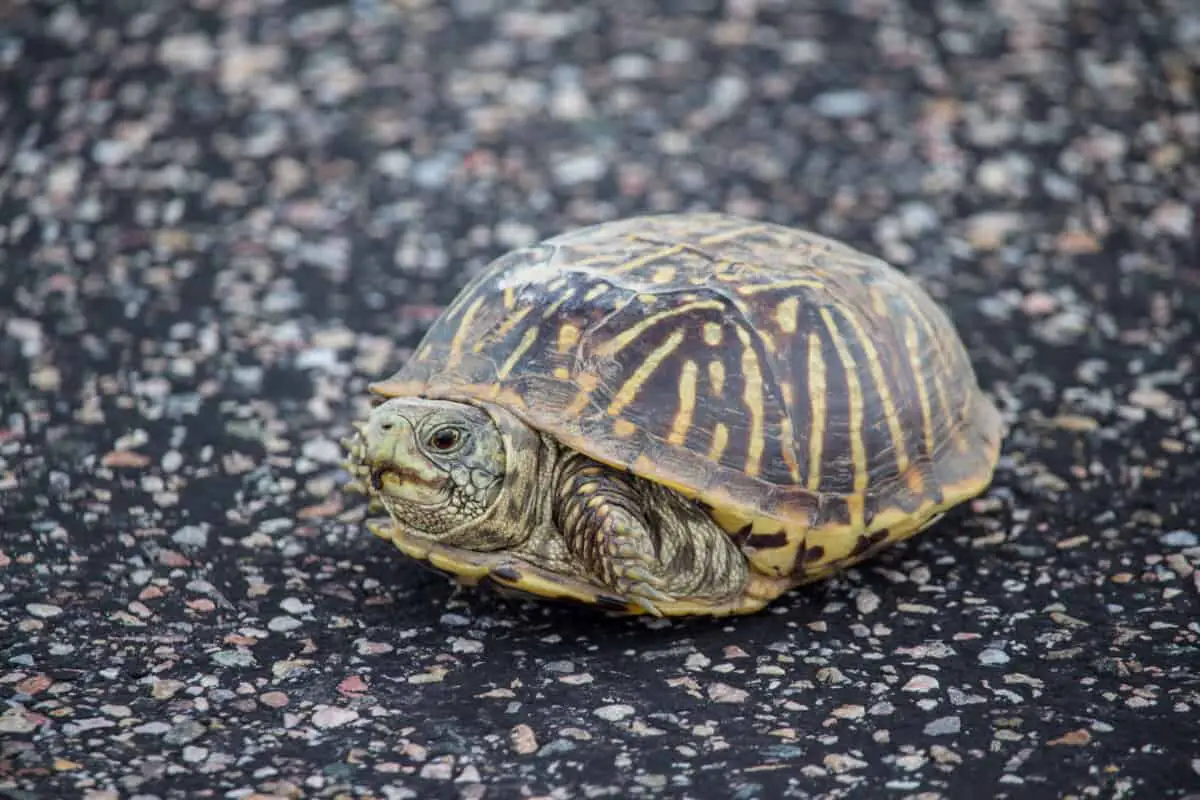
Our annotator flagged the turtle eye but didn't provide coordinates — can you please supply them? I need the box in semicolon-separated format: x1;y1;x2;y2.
427;426;463;453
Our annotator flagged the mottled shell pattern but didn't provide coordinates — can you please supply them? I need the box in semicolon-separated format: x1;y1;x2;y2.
370;213;1004;586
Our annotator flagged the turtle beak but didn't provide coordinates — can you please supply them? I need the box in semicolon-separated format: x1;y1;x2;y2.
364;410;417;467
355;401;449;501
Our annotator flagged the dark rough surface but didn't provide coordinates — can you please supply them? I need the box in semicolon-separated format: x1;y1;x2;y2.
2;0;1200;797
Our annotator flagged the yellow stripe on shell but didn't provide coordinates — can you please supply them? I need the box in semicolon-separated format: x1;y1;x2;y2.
651;266;677;284
805;333;827;492
735;278;824;295
820;307;868;529
869;286;889;317
904;316;936;460
474;305;533;353
668;360;699;446
775;296;799;334
735;325;766;478
713;265;741;284
584;284;609;302
557;323;580;354
595;301;724;358
708;360;725;397
836;305;909;476
780;382;798;482
496;328;539;379
539;287;577;319
446;295;487;369
756;327;778;354
562;374;600;416
910;300;958;454
607;244;685;273
703;322;722;346
707;422;729;462
779;414;801;483
564;391;591;416
606;328;687;416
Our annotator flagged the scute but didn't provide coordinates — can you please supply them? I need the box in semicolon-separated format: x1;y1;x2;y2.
372;212;1004;584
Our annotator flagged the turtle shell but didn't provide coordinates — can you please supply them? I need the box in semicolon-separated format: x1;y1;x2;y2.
370;212;1004;588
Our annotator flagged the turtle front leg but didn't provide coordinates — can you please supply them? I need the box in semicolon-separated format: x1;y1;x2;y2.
552;454;750;616
553;457;671;615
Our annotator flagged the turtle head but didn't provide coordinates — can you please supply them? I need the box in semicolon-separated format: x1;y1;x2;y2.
346;397;509;538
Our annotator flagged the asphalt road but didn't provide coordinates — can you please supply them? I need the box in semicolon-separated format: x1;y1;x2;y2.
2;1;1199;798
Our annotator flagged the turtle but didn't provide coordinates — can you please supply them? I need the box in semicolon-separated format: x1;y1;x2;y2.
342;212;1004;617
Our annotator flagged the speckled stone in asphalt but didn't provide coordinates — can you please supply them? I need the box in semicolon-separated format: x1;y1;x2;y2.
2;1;1199;798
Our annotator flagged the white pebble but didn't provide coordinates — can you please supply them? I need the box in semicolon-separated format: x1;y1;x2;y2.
855;589;881;615
280;597;313;614
158;33;216;71
301;438;342;464
312;706;359;729
594;704;635;722
450;637;484;654
902;675;939;693
924;716;962;736
296;348;339;371
811;89;874;118
707;682;749;703
93;140;135;166
979;648;1010;665
182;745;209;763
1162;530;1198;548
377;150;412;178
553;153;606;185
172;525;208;547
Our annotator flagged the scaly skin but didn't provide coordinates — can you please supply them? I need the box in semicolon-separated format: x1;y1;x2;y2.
343;397;749;615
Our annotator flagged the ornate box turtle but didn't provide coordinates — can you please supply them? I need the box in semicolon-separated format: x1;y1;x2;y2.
343;213;1004;616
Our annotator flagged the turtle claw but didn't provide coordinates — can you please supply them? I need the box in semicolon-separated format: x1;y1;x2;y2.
634;581;671;603
628;593;663;617
608;540;673;616
627;581;670;616
618;563;657;588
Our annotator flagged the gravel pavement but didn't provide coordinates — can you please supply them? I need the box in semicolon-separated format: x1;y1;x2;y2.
2;1;1199;798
